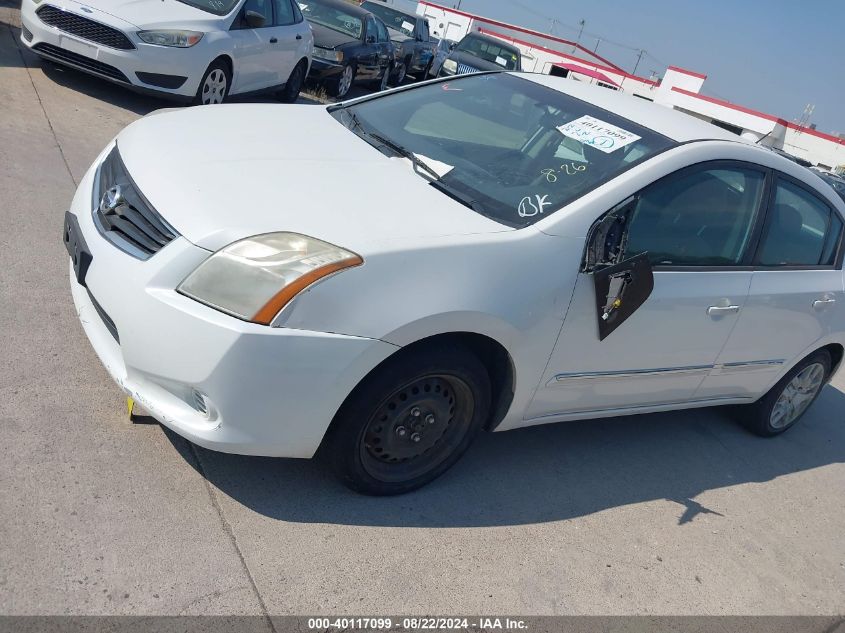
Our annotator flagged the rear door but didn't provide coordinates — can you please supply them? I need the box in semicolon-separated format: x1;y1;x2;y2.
262;0;301;86
527;161;768;419
697;173;845;399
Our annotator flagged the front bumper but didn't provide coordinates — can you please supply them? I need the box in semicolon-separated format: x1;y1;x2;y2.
20;1;206;99
308;58;345;82
66;157;398;458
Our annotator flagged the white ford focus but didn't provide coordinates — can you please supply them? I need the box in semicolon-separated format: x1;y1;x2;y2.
20;0;313;104
64;73;845;494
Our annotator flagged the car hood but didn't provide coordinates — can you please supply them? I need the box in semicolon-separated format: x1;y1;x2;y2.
68;0;224;28
116;105;509;253
309;22;358;49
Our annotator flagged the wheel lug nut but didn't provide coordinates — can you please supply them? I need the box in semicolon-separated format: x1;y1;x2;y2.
410;407;421;417
395;426;407;437
425;414;435;425
411;433;422;443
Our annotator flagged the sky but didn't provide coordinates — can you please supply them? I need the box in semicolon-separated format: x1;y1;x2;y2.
423;0;845;134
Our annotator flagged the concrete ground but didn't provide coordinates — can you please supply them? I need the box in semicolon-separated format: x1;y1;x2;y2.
1;1;844;617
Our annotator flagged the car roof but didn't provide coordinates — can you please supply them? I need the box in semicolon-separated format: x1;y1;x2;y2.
462;32;520;53
517;72;748;144
311;0;371;18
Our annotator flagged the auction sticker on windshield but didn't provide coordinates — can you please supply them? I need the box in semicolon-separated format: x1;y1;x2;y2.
558;115;641;153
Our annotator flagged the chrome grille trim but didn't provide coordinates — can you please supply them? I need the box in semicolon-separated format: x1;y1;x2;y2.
92;146;179;259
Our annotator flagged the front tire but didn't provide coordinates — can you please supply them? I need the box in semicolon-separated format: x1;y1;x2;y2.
737;350;831;437
328;64;355;98
322;344;491;495
194;59;230;105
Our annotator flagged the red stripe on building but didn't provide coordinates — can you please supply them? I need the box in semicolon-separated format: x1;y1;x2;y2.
671;88;845;145
667;65;707;80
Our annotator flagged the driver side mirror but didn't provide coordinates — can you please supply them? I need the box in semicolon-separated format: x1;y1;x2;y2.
448;42;457;51
366;34;376;43
244;10;266;28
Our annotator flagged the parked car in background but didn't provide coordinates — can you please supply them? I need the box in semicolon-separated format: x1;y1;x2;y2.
437;32;521;77
359;1;434;84
66;73;845;495
428;36;457;78
303;0;393;98
20;0;313;104
820;173;845;202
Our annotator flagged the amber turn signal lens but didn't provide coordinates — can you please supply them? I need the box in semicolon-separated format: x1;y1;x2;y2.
251;255;363;325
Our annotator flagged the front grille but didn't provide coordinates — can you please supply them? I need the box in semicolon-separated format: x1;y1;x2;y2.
36;5;135;50
32;43;129;83
457;63;479;74
93;146;179;259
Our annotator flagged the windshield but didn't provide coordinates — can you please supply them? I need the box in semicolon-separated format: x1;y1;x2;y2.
300;0;363;39
336;73;673;228
363;2;415;37
175;0;239;15
456;35;519;70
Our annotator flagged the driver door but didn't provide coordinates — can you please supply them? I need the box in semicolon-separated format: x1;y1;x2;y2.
527;161;768;419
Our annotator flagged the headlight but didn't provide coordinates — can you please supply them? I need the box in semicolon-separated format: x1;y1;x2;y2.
178;232;363;325
313;47;344;63
442;59;457;74
137;30;203;47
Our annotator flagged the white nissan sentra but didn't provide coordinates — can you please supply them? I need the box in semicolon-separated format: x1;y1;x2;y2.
20;0;313;104
64;73;845;494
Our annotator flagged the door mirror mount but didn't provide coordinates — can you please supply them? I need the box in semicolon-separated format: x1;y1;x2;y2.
591;253;654;341
366;34;376;43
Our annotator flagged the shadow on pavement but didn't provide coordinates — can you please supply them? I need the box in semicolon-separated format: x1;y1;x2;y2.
165;384;845;528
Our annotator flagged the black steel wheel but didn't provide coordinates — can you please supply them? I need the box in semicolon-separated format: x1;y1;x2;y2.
321;344;491;495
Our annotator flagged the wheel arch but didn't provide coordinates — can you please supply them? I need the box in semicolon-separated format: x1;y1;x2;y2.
323;330;517;451
821;342;844;378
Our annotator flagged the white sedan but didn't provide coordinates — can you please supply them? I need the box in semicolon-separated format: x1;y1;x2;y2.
20;0;312;104
64;72;845;494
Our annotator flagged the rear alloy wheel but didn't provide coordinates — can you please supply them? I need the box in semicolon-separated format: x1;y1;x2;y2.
329;64;355;98
322;345;491;495
195;60;230;105
277;60;306;103
737;350;831;437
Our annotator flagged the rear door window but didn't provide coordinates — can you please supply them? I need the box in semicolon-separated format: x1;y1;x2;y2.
755;177;842;267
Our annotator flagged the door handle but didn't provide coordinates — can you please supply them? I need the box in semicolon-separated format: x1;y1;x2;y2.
269;37;278;44
296;34;302;40
707;305;740;316
813;298;836;309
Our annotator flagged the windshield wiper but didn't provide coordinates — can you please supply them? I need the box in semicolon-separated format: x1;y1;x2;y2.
340;109;486;214
367;132;443;182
